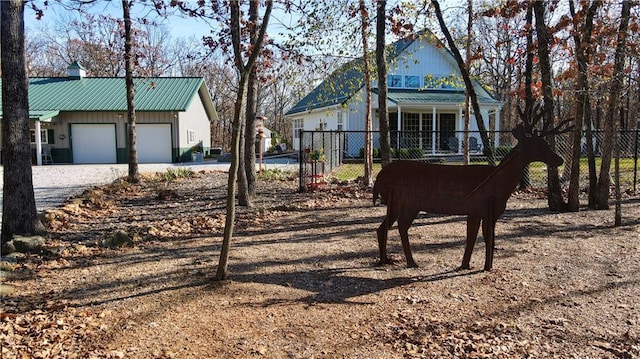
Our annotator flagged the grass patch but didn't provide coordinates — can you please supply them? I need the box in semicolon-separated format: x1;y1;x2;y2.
259;168;296;181
160;167;197;182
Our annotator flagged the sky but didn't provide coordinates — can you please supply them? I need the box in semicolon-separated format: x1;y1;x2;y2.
26;1;298;42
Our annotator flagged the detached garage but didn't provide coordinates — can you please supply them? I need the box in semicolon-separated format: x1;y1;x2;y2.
0;62;218;165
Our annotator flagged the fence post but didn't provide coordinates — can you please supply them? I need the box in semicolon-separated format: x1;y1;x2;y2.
634;129;638;193
298;129;304;192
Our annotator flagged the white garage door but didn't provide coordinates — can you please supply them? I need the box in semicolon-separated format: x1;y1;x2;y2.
71;124;117;164
136;124;172;163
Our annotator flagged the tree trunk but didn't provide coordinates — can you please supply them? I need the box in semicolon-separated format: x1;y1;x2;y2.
376;0;391;167
360;0;373;186
241;0;260;205
585;103;598;208
463;0;472;165
567;0;600;212
519;3;535;191
217;73;247;281
432;0;493;165
123;0;139;183
595;0;630;209
533;1;565;211
1;0;46;245
216;0;272;281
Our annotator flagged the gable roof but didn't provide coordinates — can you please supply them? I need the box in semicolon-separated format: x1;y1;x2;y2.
285;29;497;116
285;34;418;116
0;77;218;121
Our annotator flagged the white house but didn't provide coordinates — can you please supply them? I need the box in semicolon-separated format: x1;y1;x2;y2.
285;30;501;157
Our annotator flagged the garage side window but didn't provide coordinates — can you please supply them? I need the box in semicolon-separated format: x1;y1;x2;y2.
30;129;49;144
187;130;196;144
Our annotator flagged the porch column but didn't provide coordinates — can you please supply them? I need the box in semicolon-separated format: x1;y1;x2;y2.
431;106;437;155
458;106;464;154
35;120;42;166
397;105;401;149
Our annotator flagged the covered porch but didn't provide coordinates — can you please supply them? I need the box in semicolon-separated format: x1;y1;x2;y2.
376;89;501;156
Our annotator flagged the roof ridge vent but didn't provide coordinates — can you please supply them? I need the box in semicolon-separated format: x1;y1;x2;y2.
67;61;86;79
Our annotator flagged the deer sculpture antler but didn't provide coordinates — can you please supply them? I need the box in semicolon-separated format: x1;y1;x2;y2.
517;102;574;138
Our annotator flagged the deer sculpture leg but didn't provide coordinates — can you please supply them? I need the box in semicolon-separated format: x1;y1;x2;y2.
397;210;420;268
376;218;392;265
461;215;481;270
376;188;397;265
483;197;496;271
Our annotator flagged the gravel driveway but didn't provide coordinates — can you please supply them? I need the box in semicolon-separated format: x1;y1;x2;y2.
0;158;298;223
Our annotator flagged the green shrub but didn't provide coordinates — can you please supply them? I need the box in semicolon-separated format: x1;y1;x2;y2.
392;147;423;159
358;147;381;158
162;167;196;182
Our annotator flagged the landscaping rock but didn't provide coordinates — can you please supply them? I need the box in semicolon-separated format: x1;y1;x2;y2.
102;230;132;248
1;240;17;255
1;252;24;263
12;235;46;254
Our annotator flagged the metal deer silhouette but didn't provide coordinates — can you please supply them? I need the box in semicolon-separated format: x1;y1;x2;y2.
372;107;572;271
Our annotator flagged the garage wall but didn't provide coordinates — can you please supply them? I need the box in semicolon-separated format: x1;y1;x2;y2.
33;109;212;164
177;95;211;161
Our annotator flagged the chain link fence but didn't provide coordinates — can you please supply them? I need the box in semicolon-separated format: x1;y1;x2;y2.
298;129;640;193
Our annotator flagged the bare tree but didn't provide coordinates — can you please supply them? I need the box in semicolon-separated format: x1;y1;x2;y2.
216;0;273;281
239;0;262;207
567;0;601;211
432;0;493;164
360;0;373;186
122;0;140;183
376;0;391;167
1;0;46;245
533;1;566;211
595;1;630;210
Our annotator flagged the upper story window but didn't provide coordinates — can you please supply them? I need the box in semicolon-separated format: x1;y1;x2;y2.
424;74;464;90
388;75;402;88
404;75;420;88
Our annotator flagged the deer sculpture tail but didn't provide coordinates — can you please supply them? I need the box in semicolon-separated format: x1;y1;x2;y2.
372;181;381;205
372;173;387;206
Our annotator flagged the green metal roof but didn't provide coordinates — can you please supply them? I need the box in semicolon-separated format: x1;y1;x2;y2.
383;89;501;105
0;77;207;112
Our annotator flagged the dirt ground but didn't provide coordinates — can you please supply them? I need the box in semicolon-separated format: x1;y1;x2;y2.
1;169;639;358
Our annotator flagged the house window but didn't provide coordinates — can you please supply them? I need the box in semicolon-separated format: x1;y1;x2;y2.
292;119;303;139
30;129;48;144
424;74;463;89
388;75;402;88
404;75;420;88
337;112;344;131
187;130;196;144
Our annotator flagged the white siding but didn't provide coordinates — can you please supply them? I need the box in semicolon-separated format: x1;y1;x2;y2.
179;94;211;151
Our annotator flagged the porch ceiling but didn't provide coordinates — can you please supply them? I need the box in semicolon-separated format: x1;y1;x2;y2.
0;110;59;122
30;110;59;122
